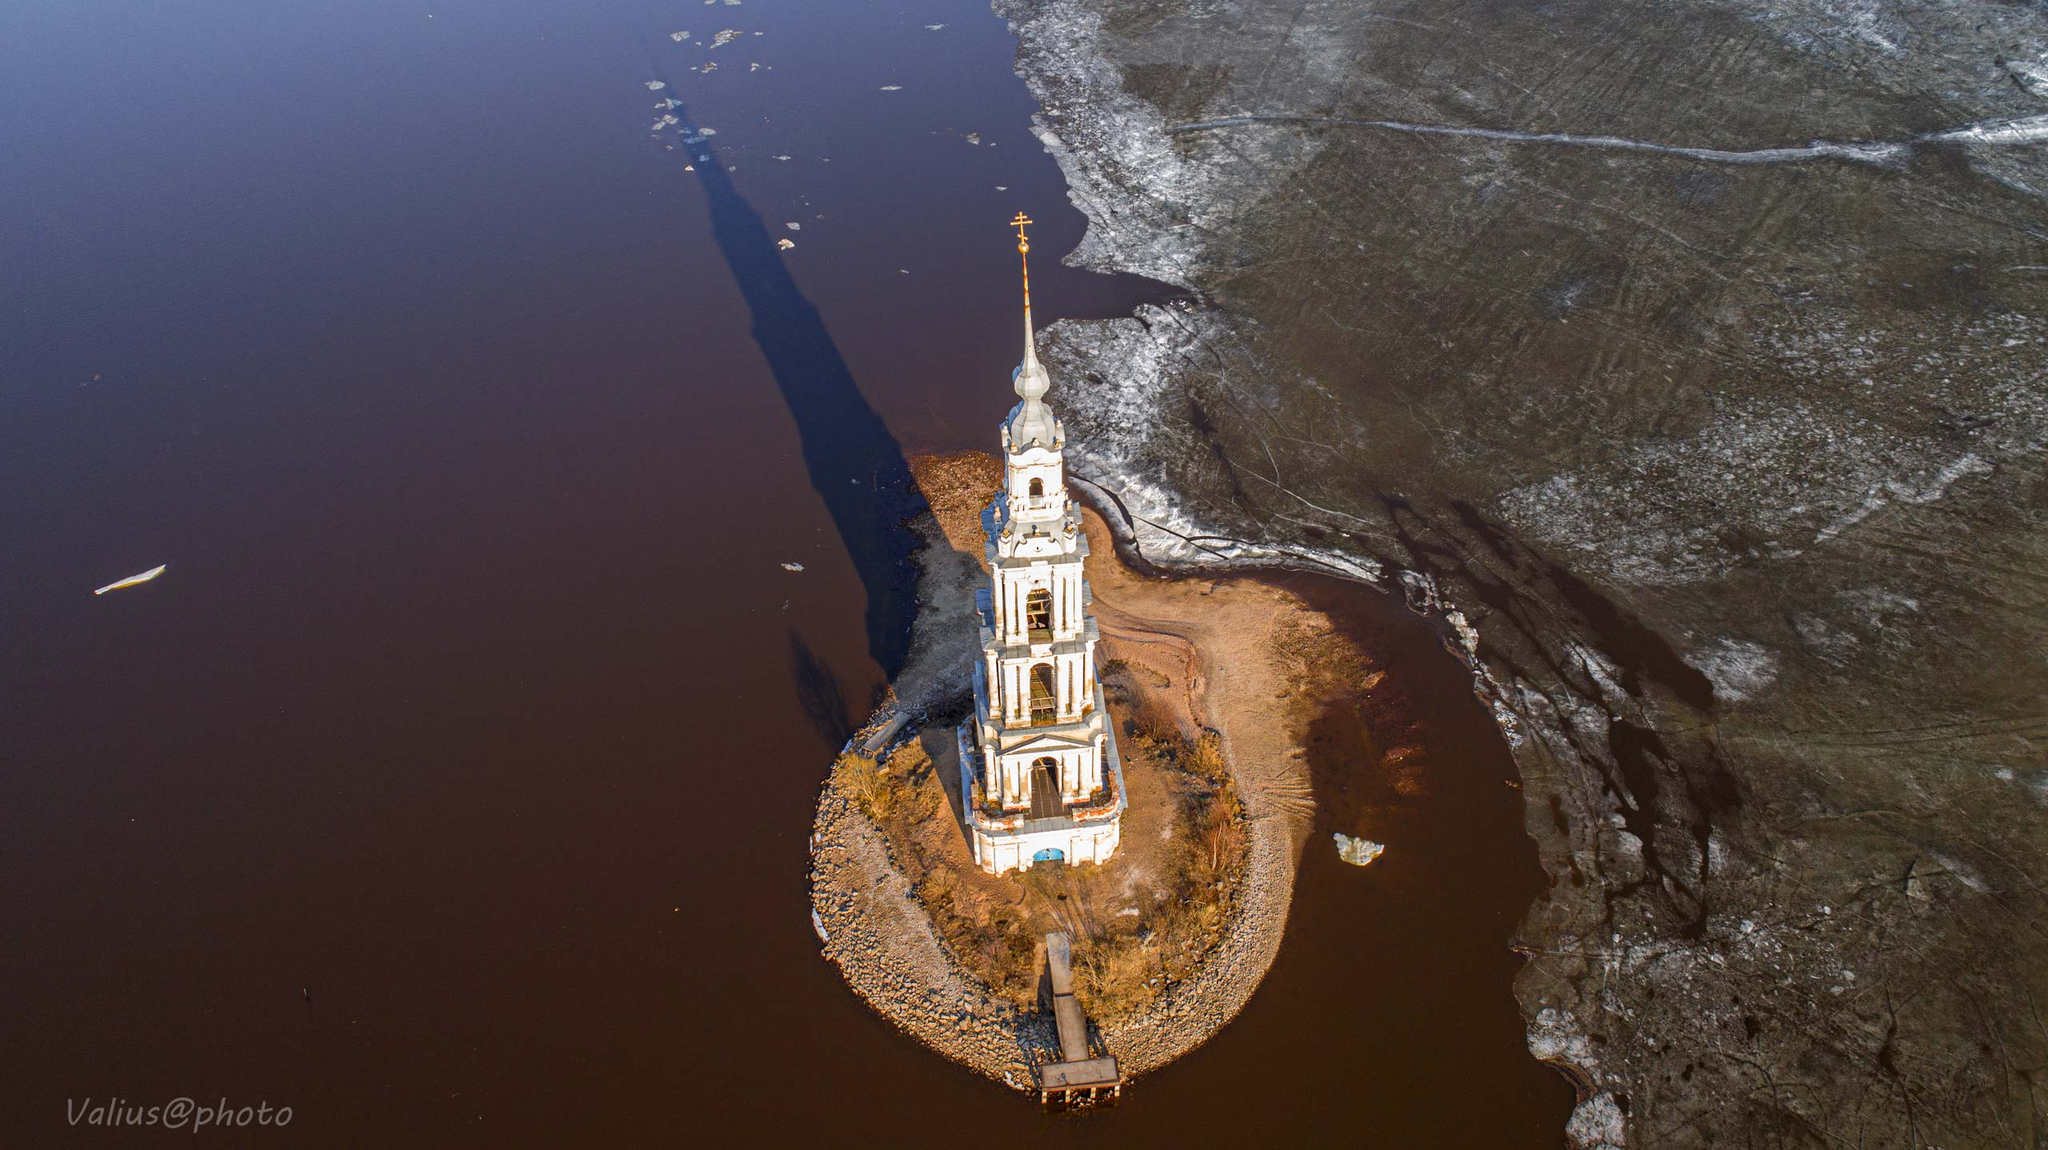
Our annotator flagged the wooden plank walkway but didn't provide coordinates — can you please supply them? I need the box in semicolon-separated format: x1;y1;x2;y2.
1036;932;1122;1104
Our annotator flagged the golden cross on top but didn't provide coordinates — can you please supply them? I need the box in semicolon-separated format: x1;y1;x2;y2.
1011;212;1033;254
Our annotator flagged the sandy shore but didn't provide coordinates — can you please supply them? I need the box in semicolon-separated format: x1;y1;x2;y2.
808;452;1347;1085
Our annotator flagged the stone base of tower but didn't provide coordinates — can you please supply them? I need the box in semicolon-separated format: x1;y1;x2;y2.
957;723;1127;877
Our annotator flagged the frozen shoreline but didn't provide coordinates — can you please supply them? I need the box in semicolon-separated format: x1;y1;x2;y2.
990;0;2048;1144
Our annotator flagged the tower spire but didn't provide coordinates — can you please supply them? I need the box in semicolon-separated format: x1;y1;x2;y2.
1013;211;1038;372
1008;213;1052;428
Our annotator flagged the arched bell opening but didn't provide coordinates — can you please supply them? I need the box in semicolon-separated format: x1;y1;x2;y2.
1029;663;1057;725
1025;589;1053;641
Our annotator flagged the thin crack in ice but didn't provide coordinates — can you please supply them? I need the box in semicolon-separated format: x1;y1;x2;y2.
1167;112;2048;167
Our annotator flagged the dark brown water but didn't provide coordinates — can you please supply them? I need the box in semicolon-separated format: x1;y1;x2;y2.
1;0;1571;1143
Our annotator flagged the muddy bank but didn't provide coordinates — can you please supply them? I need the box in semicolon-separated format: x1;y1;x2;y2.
810;452;1338;1083
996;0;2048;1143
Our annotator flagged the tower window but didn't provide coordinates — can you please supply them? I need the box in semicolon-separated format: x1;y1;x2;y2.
1029;664;1057;725
1028;477;1044;498
1025;589;1053;638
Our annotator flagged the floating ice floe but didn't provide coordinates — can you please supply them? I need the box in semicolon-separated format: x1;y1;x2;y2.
772;153;790;160
785;222;801;230
1334;833;1385;867
750;62;761;72
811;909;828;943
709;28;739;48
644;80;666;90
670;30;689;41
995;185;1007;191
964;132;980;145
781;561;804;571
776;238;796;250
699;61;718;73
925;23;946;30
94;564;167;596
879;84;902;91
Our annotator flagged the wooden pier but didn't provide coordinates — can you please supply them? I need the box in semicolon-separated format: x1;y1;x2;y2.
1036;932;1123;1105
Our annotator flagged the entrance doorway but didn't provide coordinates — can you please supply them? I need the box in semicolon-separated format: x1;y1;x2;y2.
1028;757;1064;820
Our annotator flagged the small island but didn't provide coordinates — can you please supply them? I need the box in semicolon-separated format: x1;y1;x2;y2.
808;220;1380;1095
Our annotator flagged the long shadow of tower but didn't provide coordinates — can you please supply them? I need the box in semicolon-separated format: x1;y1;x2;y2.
666;99;925;679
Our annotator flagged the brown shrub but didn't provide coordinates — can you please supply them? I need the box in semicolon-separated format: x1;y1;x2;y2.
1188;730;1228;781
1073;934;1158;1024
835;750;891;820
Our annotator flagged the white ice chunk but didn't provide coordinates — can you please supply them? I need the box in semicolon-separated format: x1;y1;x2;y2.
94;564;167;596
1334;833;1385;867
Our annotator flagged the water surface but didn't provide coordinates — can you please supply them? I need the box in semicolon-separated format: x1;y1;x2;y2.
0;0;1571;1142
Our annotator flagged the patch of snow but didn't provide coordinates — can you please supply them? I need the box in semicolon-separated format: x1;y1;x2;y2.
1566;1092;1627;1150
2008;57;2048;97
1928;851;1990;893
1528;1006;1597;1068
1686;638;1779;703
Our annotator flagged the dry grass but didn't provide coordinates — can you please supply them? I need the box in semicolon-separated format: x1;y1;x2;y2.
1068;723;1251;1026
851;717;1253;1018
858;739;1043;1000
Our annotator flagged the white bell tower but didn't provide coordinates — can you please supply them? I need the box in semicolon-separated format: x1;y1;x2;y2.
958;214;1125;876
